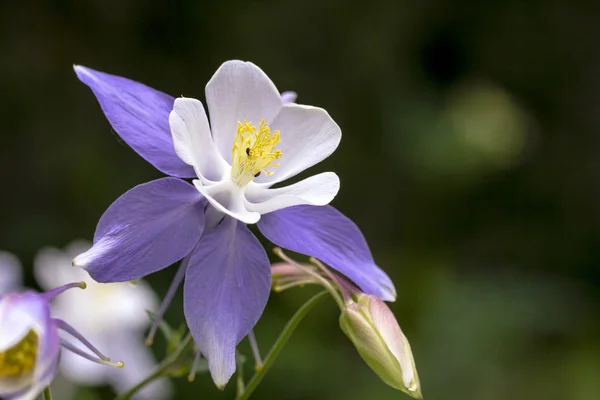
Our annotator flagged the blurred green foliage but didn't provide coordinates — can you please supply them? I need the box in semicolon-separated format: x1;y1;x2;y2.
1;0;600;399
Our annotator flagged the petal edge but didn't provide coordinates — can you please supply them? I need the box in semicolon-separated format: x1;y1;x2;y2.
74;65;195;178
74;178;205;282
258;205;396;301
184;217;271;387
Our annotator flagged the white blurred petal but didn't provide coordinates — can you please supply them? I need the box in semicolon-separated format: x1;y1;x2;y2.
109;332;173;400
0;251;22;294
34;242;91;290
35;241;159;333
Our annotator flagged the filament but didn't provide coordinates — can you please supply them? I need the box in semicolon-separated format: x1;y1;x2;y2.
60;339;123;368
146;254;190;346
54;319;110;361
188;349;202;382
248;330;263;371
43;281;86;301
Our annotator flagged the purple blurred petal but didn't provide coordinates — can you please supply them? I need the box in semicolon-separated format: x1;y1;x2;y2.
184;217;271;388
258;205;397;301
74;178;205;282
74;65;195;178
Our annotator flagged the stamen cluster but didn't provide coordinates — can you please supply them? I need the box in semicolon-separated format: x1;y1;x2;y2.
231;120;282;187
0;330;38;378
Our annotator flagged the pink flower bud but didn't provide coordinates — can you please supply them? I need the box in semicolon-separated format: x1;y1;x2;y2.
340;294;422;398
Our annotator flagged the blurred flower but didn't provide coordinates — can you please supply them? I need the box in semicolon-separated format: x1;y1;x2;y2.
0;251;22;294
34;241;172;400
73;60;395;387
444;81;531;168
388;80;533;182
340;294;422;399
0;282;121;400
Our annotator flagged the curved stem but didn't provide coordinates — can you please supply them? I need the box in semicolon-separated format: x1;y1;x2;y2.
236;291;328;400
146;256;190;346
187;349;202;382
247;330;263;371
310;257;354;302
42;387;52;400
236;351;246;397
115;334;194;400
274;248;344;309
274;279;319;293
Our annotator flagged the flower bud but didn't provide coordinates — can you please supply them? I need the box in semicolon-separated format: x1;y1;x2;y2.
340;294;422;398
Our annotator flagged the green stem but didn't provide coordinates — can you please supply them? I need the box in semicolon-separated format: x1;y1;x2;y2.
236;352;246;397
114;334;194;400
274;248;345;310
236;291;328;400
42;387;52;400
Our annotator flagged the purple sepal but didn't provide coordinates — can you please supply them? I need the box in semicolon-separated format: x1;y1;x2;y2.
258;205;397;301
74;65;195;178
75;178;205;282
184;217;271;388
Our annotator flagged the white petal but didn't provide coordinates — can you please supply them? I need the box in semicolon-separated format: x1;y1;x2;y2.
59;333;112;387
0;295;41;350
169;98;227;181
40;242;158;332
5;382;44;400
51;278;158;334
245;172;340;214
108;332;173;400
106;280;158;330
60;346;109;385
254;104;341;185
64;240;93;261
205;61;283;163
193;179;260;224
34;245;89;291
0;251;22;294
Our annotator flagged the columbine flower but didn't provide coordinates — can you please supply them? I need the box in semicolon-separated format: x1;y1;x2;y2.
34;241;171;400
72;60;396;387
0;283;122;400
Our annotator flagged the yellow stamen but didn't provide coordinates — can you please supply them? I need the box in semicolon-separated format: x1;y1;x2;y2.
0;330;38;378
231;120;282;187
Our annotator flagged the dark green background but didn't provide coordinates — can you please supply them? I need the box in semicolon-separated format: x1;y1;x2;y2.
1;1;600;399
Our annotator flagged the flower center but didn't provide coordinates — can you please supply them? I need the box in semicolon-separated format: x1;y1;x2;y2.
230;120;282;187
0;330;38;378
